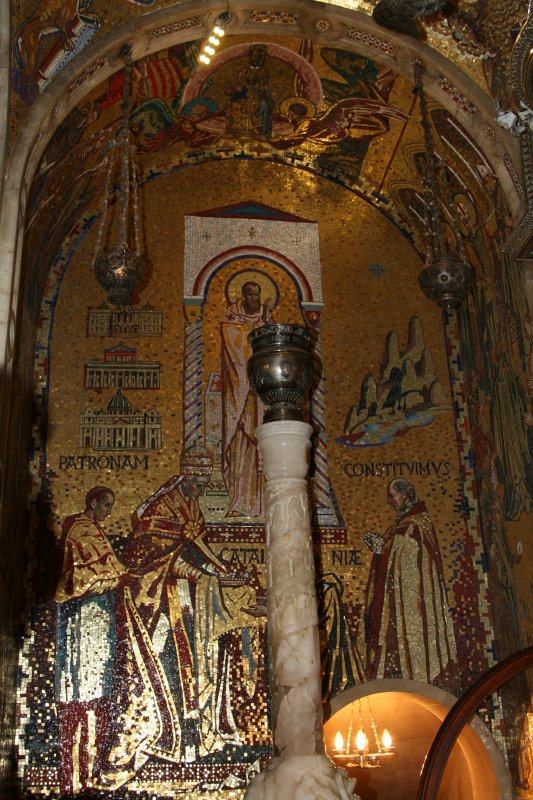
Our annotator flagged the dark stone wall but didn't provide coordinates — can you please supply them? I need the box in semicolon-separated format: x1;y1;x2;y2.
0;300;36;798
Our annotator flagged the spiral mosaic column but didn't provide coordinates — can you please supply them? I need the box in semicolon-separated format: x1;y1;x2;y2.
306;310;334;520
183;303;204;447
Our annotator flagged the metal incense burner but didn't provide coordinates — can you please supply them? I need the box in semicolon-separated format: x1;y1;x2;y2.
418;253;472;309
247;324;314;422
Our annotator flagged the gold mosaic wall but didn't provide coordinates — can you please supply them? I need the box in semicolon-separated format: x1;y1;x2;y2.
48;160;456;551
16;33;533;798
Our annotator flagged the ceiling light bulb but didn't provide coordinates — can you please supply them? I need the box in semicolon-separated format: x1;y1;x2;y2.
382;729;393;750
333;731;344;752
213;25;225;37
204;45;215;55
199;54;211;64
208;35;220;46
355;729;367;752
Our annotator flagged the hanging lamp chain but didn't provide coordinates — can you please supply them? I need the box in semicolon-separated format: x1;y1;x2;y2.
118;44;134;252
92;42;144;307
93;146;116;266
414;59;446;260
366;694;382;754
413;59;473;309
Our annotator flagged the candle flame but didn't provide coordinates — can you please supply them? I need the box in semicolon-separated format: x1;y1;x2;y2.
382;729;393;749
355;729;367;752
334;731;344;752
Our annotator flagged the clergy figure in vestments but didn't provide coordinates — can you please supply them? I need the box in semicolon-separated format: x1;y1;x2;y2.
363;478;457;684
221;280;273;518
124;445;262;759
55;486;180;794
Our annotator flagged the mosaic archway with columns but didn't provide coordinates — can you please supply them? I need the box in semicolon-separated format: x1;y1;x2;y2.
182;202;341;528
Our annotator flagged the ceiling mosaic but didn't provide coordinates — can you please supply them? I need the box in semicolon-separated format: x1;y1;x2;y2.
318;0;529;79
11;0;182;105
9;0;529;113
23;32;507;323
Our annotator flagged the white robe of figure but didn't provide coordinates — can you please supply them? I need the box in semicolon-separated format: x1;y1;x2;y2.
220;298;271;517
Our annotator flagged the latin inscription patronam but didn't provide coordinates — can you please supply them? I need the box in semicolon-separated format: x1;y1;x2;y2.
58;455;150;470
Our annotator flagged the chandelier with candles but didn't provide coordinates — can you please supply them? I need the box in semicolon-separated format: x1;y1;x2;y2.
331;697;395;769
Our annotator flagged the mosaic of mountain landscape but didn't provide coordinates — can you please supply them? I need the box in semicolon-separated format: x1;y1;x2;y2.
337;316;451;448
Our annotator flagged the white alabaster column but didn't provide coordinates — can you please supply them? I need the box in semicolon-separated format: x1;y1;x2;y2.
245;420;358;800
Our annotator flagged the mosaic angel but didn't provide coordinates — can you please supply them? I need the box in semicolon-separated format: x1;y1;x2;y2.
271;95;408;151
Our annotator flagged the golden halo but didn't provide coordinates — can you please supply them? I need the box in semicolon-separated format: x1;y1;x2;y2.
225;268;280;308
279;96;316;120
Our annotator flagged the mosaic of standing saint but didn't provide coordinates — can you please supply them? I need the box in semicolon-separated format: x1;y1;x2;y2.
364;478;458;685
221;278;275;518
126;445;266;759
55;485;180;794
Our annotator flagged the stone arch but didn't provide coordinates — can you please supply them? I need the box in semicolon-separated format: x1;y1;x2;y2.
327;678;513;800
192;247;314;304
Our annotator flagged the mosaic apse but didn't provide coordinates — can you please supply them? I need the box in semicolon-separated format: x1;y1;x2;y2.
16;34;532;799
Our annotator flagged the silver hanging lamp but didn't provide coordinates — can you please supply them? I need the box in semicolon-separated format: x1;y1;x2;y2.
414;60;472;309
93;44;144;307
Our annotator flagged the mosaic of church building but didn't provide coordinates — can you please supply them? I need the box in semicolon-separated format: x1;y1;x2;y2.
14;33;533;799
84;344;161;391
86;305;163;338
